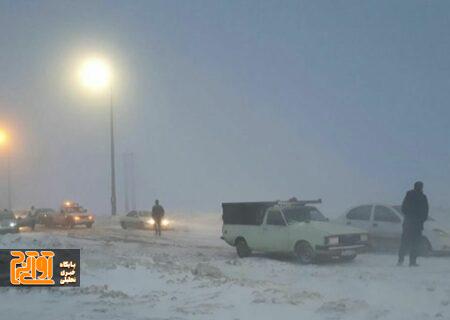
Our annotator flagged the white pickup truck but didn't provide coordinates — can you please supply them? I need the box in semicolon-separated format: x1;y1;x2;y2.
221;199;368;264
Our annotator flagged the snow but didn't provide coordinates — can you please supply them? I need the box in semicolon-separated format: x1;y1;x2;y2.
1;213;450;320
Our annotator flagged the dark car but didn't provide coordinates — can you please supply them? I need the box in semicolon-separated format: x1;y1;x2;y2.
0;209;19;234
35;208;56;225
14;210;37;231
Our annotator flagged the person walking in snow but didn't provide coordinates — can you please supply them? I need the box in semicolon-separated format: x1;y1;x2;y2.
152;199;165;237
398;181;429;267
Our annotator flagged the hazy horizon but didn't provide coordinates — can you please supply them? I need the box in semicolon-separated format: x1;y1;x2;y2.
1;0;449;216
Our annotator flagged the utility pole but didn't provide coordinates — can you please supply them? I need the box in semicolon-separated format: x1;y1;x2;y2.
130;152;136;211
110;86;117;216
123;153;130;213
123;152;136;212
7;155;12;211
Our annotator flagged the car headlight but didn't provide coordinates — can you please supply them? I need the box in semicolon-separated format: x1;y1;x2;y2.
327;236;339;246
433;229;449;237
88;216;93;220
10;222;16;227
161;219;170;227
360;234;368;242
148;218;155;225
74;216;80;221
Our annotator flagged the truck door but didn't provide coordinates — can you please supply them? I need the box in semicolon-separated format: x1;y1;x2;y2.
261;209;289;252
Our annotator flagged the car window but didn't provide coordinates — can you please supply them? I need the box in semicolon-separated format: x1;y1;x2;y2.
266;210;286;226
346;205;372;221
374;206;401;223
127;211;137;217
283;206;327;224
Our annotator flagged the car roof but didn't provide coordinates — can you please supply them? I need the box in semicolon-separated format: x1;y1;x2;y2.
346;203;399;210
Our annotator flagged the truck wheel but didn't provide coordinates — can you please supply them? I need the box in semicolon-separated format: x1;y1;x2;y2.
236;238;251;258
295;241;315;265
419;236;432;257
86;223;93;229
120;222;127;229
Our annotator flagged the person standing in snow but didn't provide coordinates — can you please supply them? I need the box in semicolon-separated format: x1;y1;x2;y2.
398;181;429;266
152;199;165;237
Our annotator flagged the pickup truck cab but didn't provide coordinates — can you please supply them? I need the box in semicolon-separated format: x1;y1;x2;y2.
43;202;94;229
221;199;368;264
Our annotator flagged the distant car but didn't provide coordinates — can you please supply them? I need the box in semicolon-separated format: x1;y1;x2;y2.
221;199;368;264
42;202;95;229
14;210;37;231
0;209;19;233
34;208;56;225
120;210;172;230
334;204;450;255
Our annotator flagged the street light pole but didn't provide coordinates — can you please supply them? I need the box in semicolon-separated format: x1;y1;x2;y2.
79;57;117;216
110;86;117;216
7;153;12;211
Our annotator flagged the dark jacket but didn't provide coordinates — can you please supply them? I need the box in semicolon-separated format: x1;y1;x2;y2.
152;205;165;219
401;189;429;228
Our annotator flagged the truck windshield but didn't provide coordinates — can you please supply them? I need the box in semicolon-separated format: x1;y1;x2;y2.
64;206;85;213
283;206;327;224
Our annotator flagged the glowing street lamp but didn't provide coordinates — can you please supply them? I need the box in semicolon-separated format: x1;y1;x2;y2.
0;130;8;147
78;57;117;216
79;58;111;92
0;129;12;210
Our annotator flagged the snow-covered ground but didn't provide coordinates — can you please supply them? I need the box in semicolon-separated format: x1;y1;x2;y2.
1;213;450;320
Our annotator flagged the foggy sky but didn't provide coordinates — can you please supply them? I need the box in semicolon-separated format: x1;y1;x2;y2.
1;0;449;216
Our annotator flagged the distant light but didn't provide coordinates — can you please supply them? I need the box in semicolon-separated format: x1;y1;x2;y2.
0;130;8;147
79;58;111;91
65;201;72;207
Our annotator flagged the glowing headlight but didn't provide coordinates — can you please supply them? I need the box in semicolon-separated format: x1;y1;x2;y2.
327;236;339;246
9;222;16;227
148;218;155;225
433;229;449;237
360;234;368;242
88;216;93;220
161;219;170;227
74;216;80;221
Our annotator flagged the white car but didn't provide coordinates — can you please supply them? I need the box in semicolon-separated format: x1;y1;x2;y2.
120;210;171;230
335;204;450;255
222;199;368;264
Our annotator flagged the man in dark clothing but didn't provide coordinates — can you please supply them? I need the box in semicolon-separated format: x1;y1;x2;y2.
152;200;165;237
398;181;429;266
